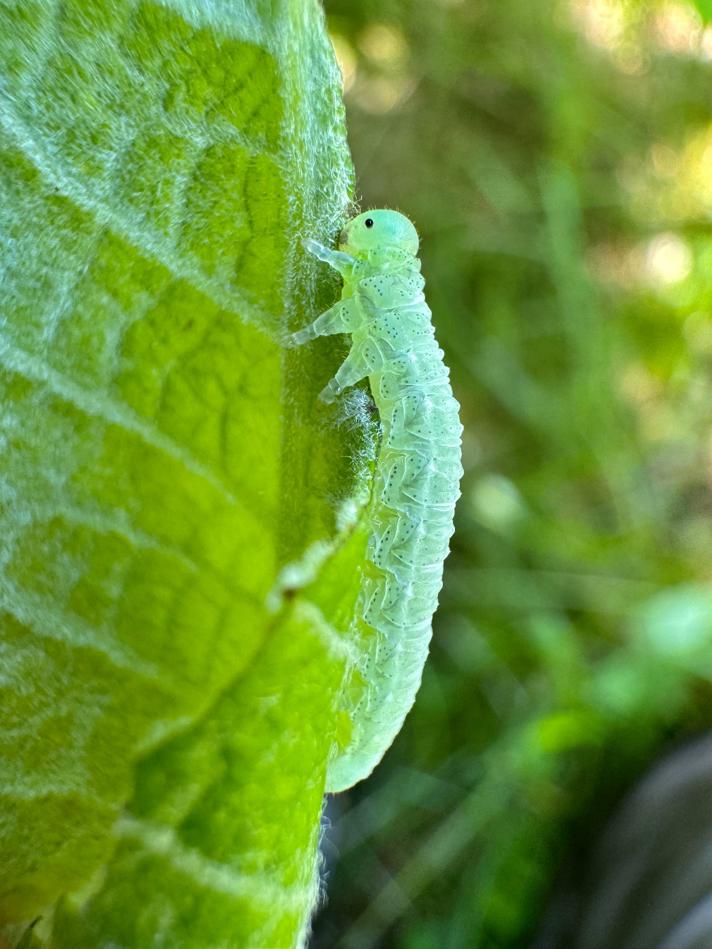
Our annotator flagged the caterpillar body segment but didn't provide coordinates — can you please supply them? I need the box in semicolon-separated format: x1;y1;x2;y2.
293;209;463;791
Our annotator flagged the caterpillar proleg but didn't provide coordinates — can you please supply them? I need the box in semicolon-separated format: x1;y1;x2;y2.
291;210;463;791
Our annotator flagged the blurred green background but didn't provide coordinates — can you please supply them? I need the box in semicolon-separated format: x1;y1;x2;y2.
312;0;712;946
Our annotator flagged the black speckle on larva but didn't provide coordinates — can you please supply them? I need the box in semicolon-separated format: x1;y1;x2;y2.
294;210;463;792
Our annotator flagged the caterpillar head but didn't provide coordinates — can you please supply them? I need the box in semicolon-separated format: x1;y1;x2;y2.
339;209;419;258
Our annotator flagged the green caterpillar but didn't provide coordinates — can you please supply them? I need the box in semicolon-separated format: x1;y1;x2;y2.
291;210;463;791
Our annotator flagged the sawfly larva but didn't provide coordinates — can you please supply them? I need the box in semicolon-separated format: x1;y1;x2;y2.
291;209;463;791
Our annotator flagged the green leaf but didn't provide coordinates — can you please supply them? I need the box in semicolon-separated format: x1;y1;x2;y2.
691;0;712;20
0;0;371;945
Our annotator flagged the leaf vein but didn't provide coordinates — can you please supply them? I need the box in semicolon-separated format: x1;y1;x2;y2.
0;332;240;506
0;102;279;337
117;816;308;910
0;577;169;685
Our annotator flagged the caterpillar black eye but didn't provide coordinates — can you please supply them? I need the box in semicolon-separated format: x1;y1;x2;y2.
365;218;374;228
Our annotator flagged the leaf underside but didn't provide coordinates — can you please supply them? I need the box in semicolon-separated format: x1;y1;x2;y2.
0;0;370;945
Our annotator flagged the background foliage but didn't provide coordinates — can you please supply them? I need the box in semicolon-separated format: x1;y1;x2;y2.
314;1;712;946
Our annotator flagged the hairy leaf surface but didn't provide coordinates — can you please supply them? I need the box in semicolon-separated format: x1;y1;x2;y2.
0;1;367;945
